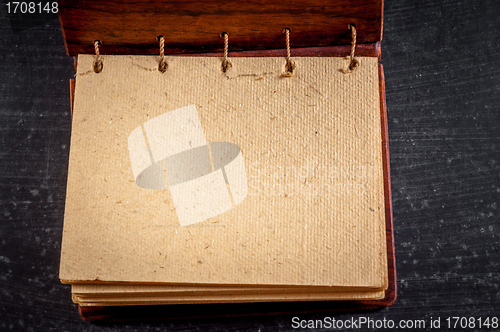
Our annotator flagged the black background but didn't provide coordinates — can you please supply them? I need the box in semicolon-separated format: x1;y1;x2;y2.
1;0;499;331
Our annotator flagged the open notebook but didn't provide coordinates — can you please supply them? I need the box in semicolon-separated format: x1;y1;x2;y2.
60;54;387;306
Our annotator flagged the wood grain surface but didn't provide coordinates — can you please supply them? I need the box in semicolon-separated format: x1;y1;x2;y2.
58;0;383;56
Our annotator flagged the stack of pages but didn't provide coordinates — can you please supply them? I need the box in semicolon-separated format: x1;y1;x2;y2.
60;55;388;306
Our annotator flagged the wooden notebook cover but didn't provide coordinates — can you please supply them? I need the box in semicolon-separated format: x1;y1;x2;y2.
58;0;383;56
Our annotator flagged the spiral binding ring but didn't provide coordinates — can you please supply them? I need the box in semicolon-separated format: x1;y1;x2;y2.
282;28;296;77
221;32;232;73
93;40;103;73
158;35;168;73
92;28;360;74
348;24;360;71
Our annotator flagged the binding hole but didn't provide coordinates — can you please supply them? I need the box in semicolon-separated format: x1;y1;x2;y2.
158;60;168;73
349;58;360;71
93;59;103;73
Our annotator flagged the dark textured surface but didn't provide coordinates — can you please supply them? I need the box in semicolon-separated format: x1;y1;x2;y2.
1;0;499;330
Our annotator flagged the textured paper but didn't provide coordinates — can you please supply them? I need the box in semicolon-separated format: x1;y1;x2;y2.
60;55;387;289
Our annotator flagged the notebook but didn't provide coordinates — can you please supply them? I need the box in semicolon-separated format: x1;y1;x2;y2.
59;54;388;307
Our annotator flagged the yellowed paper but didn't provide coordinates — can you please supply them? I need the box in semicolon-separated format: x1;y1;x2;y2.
60;55;387;290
